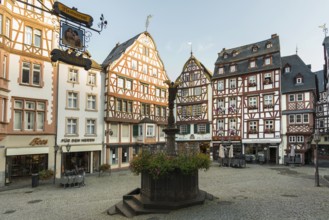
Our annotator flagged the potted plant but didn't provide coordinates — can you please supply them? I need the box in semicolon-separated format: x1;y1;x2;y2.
99;164;111;176
38;169;54;181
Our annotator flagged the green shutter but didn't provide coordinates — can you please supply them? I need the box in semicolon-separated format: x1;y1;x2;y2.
194;124;197;133
187;125;191;134
133;125;138;136
206;123;210;133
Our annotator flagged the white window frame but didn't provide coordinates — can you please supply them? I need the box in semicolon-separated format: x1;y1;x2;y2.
218;67;224;74
117;77;124;88
264;57;271;65
289;136;296;143
194;87;201;96
297;93;303;101
67;118;78;135
285;66;291;73
68;68;78;83
87;94;96;110
230;65;236;73
249;60;256;68
264;95;273;105
86;119;96;135
146;124;155;137
67;92;78;109
248;97;257;106
87;73;96;86
229;79;236;89
197;124;206;133
289;94;295;102
218;80;224;91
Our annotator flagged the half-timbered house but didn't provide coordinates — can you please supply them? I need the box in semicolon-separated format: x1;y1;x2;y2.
175;54;212;157
212;34;281;164
0;0;57;186
102;32;169;169
281;55;317;165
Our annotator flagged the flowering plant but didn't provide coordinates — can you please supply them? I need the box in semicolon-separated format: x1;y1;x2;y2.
130;150;210;179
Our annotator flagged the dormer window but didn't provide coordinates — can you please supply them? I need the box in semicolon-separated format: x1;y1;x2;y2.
232;51;238;57
285;66;291;73
218;67;224;74
223;53;228;59
296;77;303;84
266;42;272;48
264;57;271;65
230;65;236;73
252;45;258;52
249;60;256;68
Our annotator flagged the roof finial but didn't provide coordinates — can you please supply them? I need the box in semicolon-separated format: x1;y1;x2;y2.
188;42;193;56
319;23;328;37
145;15;153;32
296;45;298;55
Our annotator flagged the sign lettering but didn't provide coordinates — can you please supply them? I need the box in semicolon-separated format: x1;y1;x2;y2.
29;138;48;146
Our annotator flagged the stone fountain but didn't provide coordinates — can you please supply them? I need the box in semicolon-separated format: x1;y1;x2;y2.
107;81;210;218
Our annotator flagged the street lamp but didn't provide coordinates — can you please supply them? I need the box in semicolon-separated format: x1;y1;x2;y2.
313;129;320;187
66;143;71;152
53;145;60;184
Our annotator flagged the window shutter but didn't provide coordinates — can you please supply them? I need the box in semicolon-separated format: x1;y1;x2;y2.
194;124;197;133
133;125;138;136
206;123;210;133
187;125;191;134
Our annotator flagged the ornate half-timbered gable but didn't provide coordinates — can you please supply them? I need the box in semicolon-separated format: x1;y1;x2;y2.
102;32;169;169
281;55;317;164
175;54;212;155
212;34;281;163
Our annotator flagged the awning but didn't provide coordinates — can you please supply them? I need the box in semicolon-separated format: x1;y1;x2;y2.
6;147;49;156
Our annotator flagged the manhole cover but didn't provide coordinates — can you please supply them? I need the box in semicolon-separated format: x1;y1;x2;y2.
3;210;16;214
217;201;234;205
281;194;298;198
28;199;43;204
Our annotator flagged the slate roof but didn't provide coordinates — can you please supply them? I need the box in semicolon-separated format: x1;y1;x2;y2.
315;70;325;93
176;53;213;82
281;55;316;94
102;32;142;68
212;35;281;79
139;117;156;124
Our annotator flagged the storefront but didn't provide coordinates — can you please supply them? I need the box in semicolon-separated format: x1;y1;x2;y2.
212;141;242;160
243;141;280;164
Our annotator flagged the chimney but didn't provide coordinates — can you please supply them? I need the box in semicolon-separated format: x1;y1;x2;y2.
307;64;312;70
271;34;278;38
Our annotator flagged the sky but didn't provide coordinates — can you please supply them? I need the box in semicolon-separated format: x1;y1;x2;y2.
60;0;329;81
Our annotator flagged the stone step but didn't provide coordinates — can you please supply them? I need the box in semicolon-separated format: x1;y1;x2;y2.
115;201;134;218
124;198;170;215
107;205;117;215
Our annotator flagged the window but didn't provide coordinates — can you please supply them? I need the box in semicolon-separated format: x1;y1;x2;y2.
218;67;224;74
111;124;118;137
264;57;271;65
249;121;257;132
183;73;190;82
197;124;206;133
111;148;118;165
1;55;6;78
230;65;236;73
122;147;129;163
87;94;96;110
68;68;78;83
34;29;41;47
67;92;78;109
152;68;157;77
141;103;150;116
248;97;257;108
297;94;303;101
0;14;2;35
217;80;224;90
34;0;42;14
143;64;148;74
0;98;6;123
67;118;78;135
161;90;166;98
249;60;256;68
143;46;149;56
232;51;238;57
248;76;256;86
192;105;202;116
21;62;41;86
194;87;201;96
266;42;272;48
296;78;303;84
264;72;272;84
218;99;224;108
229;79;236;89
162;107;166;117
296;136;304;143
229;97;236;107
156;88;161;97
5;18;10;38
126;79;132;90
182;88;189;97
146;125;154;137
140;83;149;94
264;95;273;106
223;53;228;59
180;125;188;134
289;136;296;143
289;115;295;124
25;26;33;45
289;94;295;102
87;73;96;86
265;120;274;129
117;77;124;88
252;46;258;52
319;120;324;128
122;124;129;137
127;101;132;113
156;106;161;116
160;126;165;137
229;118;236;130
139;124;143;136
14;99;45;131
217;119;224;131
24;27;42;47
303;114;309;123
289;136;304;143
296;114;302;123
132;60;137;70
86;119;96;135
285;66;291;73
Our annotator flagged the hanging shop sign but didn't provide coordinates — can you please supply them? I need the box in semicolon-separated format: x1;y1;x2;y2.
61;22;85;50
51;49;92;70
53;2;93;27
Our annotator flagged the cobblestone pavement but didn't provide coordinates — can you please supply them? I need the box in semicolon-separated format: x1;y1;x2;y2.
0;164;328;220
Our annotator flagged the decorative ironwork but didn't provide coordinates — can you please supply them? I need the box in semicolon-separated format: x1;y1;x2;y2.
98;14;108;32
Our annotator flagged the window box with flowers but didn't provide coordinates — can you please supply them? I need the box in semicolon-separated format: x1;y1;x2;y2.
248;129;258;134
248;82;257;87
264;128;275;133
229;129;236;136
248;105;257;110
217;107;225;114
264;104;274;109
263;79;272;85
228;105;236;113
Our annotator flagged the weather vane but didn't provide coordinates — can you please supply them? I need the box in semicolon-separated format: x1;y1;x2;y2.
319;23;328;37
188;42;193;55
98;14;108;32
145;15;153;31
